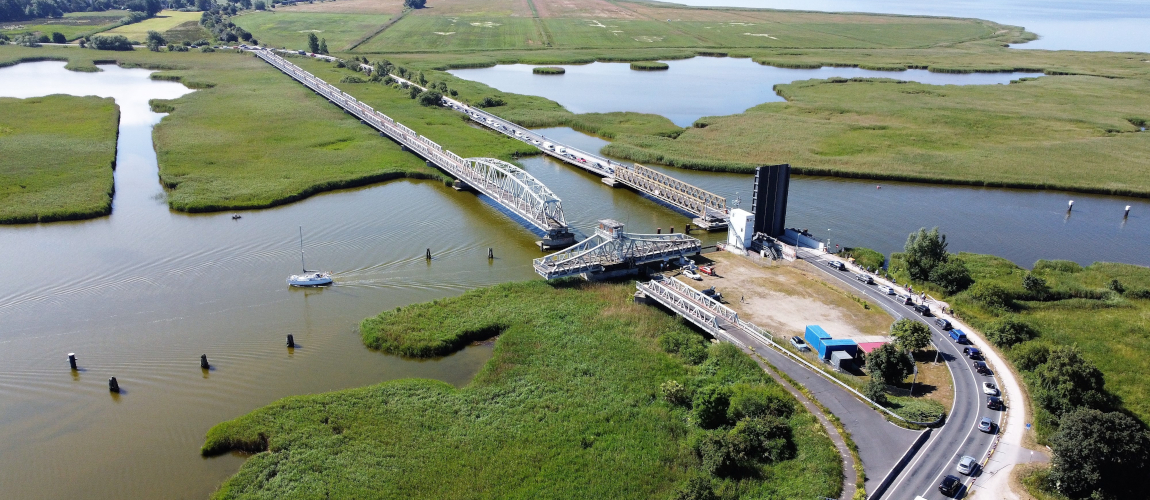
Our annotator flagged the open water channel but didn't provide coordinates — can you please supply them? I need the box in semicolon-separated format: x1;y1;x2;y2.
0;56;1146;499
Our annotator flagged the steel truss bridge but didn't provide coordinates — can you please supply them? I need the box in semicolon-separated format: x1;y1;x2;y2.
371;68;730;229
533;219;701;280
636;275;770;343
255;50;573;245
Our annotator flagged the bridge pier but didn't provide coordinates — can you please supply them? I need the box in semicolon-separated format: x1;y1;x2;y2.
452;179;471;191
601;177;621;188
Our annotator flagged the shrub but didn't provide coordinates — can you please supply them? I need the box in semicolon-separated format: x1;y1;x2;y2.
254;0;265;9
200;46;215;52
985;317;1037;348
408;85;420;99
674;474;717;500
726;384;793;421
660;380;689;406
51;32;66;44
863;377;888;405
929;259;972;294
1107;279;1126;294
146;30;166;52
417;90;443;107
1010;341;1050;371
967;281;1012;310
728;415;794;463
533;66;565;75
1033;260;1083;274
90;35;134;51
339;75;366;83
37;34;50;43
477;96;506;108
1035;346;1109;417
841;247;885;270
696;431;739;476
1023;272;1048;297
404;0;426;8
693;384;731;429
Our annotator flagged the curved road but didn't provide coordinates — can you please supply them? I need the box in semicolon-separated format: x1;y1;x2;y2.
796;248;1004;499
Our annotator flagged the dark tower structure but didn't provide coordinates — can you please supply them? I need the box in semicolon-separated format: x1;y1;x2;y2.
751;164;791;238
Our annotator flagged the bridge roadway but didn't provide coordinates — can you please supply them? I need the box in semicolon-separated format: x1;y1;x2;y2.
253;49;574;245
637;274;922;493
377;70;730;228
795;248;1004;499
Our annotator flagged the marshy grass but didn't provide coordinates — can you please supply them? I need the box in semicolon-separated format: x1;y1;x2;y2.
630;61;668;71
203;280;843;499
532;66;564;74
0;95;118;224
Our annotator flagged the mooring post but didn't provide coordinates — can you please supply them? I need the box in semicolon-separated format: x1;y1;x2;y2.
287;334;296;348
657;227;662;234
670;226;675;234
488;248;494;259
108;377;120;393
1068;200;1074;212
200;354;210;370
68;353;77;371
1126;205;1131;219
426;248;432;260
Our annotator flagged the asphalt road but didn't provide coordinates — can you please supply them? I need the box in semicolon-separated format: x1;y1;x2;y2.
795;249;1004;499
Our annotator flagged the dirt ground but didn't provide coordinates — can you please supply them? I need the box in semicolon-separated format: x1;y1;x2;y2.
687;252;893;341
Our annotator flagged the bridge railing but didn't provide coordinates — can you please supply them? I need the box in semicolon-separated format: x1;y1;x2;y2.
639;279;721;332
655;275;740;325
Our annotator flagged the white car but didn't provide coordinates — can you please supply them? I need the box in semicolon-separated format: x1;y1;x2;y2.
956;455;977;475
682;269;702;281
983;382;999;396
881;285;896;295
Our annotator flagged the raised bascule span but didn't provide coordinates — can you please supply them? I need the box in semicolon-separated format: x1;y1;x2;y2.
254;50;575;248
532;220;701;280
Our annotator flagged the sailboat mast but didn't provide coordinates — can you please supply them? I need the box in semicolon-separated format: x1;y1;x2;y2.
299;226;306;272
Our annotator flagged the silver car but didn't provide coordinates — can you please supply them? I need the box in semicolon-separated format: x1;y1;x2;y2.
956;455;977;475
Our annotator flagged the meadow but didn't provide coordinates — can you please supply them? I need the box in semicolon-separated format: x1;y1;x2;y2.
204;280;843;499
104;10;204;42
0;11;127;41
0;95;118;223
231;11;392;51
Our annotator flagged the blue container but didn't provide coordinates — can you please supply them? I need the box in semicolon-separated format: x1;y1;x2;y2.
805;325;831;354
820;338;859;360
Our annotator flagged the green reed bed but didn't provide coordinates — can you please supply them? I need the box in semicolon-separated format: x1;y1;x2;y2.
203;280;843;499
0;95;119;224
630;61;668;71
531;66;564;74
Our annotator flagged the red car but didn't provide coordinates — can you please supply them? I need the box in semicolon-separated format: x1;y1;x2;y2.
699;265;716;276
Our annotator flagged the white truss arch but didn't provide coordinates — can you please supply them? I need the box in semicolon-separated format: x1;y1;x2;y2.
462;158;567;231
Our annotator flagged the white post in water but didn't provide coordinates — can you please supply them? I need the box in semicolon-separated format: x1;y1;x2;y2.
1126;205;1132;219
1068;200;1074;212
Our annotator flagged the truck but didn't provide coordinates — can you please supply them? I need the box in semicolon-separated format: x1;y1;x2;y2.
558;147;567;154
949;329;968;344
543;142;554;151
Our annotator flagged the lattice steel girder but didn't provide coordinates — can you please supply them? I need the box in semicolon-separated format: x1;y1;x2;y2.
613;163;727;217
639;280;721;331
533;229;701;280
463;158;567;231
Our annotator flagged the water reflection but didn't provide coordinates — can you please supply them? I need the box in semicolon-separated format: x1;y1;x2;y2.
450;58;1042;127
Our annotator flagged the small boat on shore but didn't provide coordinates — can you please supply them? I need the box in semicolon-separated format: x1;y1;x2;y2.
288;226;332;287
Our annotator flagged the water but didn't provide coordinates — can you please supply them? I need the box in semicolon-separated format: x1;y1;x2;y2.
531;126;1150;267
659;0;1150;52
0;59;1146;499
449;58;1043;127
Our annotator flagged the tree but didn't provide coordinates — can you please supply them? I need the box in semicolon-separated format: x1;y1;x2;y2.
197;0;214;10
728;415;794;463
318;37;327;54
1049;408;1150;499
866;343;914;385
726;384;793;422
929;259;972;294
306;32;319;53
253;0;265;9
408;85;421;99
403;0;425;8
985;317;1037;348
1010;341;1049;371
416;70;427;85
674;474;717;500
692;384;731;429
890;318;932;352
89;35;133;50
863;377;888;405
51;31;65;44
417;89;443;106
1022;272;1048;297
239;0;250;8
1108;279;1126;294
903;227;949;281
660;380;689;406
1035;346;1109;417
145;30;166;51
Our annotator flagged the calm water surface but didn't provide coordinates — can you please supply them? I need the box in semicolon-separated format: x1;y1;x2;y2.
450;58;1042;126
660;0;1150;52
0;59;1146;499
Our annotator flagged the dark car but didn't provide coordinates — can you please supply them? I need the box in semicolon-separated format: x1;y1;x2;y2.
974;361;991;375
935;318;952;330
914;304;932;316
987;396;1004;410
939;474;962;496
855;274;874;284
964;347;983;360
826;260;845;271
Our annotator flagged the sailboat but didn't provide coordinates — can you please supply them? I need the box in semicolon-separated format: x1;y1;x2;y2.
287;226;333;287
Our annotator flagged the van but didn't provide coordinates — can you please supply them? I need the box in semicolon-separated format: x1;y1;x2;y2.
558;147;567;154
949;329;968;343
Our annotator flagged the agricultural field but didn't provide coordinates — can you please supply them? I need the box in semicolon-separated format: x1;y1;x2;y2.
355;15;545;52
0;11;127;41
0;95;119;223
275;0;404;14
104;10;203;42
231;11;392;51
203;280;843;499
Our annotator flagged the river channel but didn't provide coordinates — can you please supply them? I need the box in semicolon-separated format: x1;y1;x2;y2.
0;57;1146;499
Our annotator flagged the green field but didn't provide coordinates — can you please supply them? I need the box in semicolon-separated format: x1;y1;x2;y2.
0;94;119;223
356;15;545;53
203;280;843;499
0;11;127;41
104;10;204;42
232;11;392;51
